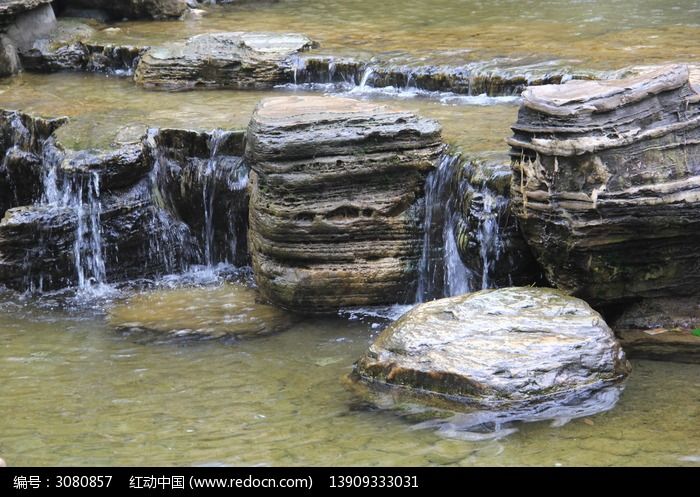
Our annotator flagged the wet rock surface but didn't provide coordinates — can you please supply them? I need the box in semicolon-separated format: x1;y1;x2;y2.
0;0;56;75
0;108;250;292
246;95;443;312
352;287;631;410
135;32;316;90
146;127;249;266
509;65;700;305
451;155;543;289
108;283;300;339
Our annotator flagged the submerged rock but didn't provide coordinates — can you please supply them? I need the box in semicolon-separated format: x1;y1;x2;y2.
352;287;630;411
53;0;188;20
246;95;443;312
134;32;316;90
108;283;299;339
509;65;700;305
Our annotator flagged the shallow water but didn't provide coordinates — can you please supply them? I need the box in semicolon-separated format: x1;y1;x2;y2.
87;0;700;70
0;72;517;155
0;283;698;467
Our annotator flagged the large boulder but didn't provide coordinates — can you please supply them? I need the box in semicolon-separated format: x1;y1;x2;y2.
0;0;56;75
246;95;443;312
134;32;316;90
352;287;630;412
508;65;700;305
53;0;187;20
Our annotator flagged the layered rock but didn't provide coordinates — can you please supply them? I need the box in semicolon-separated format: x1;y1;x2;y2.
146;127;249;266
291;54;605;97
0;108;251;292
134;32;316;90
508;65;700;305
246;95;443;312
53;0;187;20
451;155;543;289
352;287;630;412
0;109;67;217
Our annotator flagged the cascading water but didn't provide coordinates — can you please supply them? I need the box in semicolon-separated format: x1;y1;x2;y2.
70;172;108;292
416;152;511;302
201;129;226;268
416;153;472;302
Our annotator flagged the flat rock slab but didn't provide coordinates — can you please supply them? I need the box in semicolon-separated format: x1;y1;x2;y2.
508;65;700;305
134;32;316;90
246;95;442;312
352;287;630;410
108;283;300;339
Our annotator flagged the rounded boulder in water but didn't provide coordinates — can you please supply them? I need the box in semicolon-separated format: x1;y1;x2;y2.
351;287;631;415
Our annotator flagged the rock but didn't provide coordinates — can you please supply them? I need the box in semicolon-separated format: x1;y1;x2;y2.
145;127;249;266
508;65;700;305
1;1;56;52
53;0;188;20
0;108;251;292
0;0;56;75
134;32;316;90
246;95;443;312
108;283;299;339
616;329;700;364
292;54;606;97
1;109;68;218
0;456;5;467
18;21;146;75
451;155;544;289
610;297;700;363
352;287;631;411
61;144;149;191
0;35;20;77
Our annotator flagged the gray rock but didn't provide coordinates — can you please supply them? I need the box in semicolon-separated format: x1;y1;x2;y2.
2;2;55;51
352;287;630;410
246;95;443;312
134;32;316;90
0;35;20;77
508;65;700;305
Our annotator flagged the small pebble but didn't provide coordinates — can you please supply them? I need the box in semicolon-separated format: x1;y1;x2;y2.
0;457;6;467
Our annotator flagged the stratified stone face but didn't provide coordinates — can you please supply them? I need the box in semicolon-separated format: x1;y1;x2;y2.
246;95;443;313
352;287;630;409
508;65;700;305
134;32;316;90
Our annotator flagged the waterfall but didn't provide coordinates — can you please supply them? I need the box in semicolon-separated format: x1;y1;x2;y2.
475;188;507;289
201;129;226;268
358;66;374;89
71;172;108;292
416;153;471;302
416;152;511;302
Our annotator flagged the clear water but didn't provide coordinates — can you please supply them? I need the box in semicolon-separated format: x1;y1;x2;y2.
88;0;700;70
0;284;698;466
